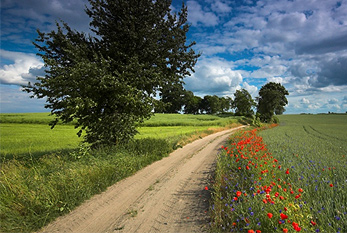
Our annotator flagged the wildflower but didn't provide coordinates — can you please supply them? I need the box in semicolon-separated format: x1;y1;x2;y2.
283;228;288;233
256;230;261;233
236;191;242;197
329;184;333;187
310;220;316;226
248;230;255;233
267;213;273;219
204;186;208;190
280;213;288;220
298;188;303;192
292;222;301;232
286;169;290;174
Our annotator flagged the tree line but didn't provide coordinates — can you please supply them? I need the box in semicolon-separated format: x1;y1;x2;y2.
155;82;289;122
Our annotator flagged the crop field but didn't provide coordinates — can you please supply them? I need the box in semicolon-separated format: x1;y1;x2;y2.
0;113;240;160
210;114;347;232
0;112;242;232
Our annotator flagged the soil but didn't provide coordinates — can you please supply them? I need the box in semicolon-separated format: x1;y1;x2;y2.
39;126;245;233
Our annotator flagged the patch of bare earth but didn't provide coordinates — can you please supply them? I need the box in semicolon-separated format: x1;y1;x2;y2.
39;126;245;233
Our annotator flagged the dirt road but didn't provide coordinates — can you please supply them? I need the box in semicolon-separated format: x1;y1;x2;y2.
40;126;245;233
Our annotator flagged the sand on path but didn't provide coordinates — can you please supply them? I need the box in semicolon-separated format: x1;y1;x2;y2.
39;126;245;233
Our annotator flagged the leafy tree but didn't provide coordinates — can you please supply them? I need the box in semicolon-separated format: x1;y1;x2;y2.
158;82;186;113
220;96;232;113
232;89;256;117
24;0;199;147
201;95;223;114
257;82;289;122
183;90;202;114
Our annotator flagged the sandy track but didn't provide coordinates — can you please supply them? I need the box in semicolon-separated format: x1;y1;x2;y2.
40;126;245;233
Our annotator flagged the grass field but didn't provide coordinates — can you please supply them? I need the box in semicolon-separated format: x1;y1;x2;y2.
0;112;242;232
210;114;347;232
0;113;241;160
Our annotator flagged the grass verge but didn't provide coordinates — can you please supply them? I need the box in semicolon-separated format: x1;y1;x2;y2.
0;139;172;232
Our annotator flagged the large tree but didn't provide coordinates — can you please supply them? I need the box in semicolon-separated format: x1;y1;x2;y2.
24;0;199;147
232;89;255;117
257;82;289;122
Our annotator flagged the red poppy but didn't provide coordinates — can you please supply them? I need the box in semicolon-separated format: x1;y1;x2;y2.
267;213;273;218
280;213;288;220
236;191;242;197
298;188;303;192
283;228;288;233
204;186;208;190
329;184;333;187
310;220;316;226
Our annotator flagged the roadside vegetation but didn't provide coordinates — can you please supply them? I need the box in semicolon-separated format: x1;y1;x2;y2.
0;112;243;232
210;114;347;232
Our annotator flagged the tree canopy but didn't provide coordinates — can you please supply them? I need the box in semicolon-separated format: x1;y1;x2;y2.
257;82;289;122
24;0;199;147
232;89;256;117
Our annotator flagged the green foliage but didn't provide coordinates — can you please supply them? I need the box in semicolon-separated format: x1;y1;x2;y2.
232;88;256;117
24;0;199;147
158;82;186;113
257;82;289;122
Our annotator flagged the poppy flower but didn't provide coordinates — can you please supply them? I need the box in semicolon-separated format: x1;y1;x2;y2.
267;213;273;218
236;191;242;197
283;229;288;233
329;184;333;187
310;220;316;226
298;188;303;192
280;213;288;220
204;186;208;190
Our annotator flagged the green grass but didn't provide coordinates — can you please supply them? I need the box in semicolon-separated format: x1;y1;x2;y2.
0;113;241;160
0;112;242;232
210;115;347;232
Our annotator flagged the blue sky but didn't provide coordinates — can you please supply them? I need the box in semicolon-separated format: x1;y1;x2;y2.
1;0;347;114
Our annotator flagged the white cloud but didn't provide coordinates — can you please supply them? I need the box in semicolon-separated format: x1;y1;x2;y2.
242;82;258;96
0;50;44;85
184;57;242;96
187;1;219;26
301;98;310;104
211;0;232;14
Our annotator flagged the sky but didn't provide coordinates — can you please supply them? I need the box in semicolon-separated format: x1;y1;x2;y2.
1;0;347;114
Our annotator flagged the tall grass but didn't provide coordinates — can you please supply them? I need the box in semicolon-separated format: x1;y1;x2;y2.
0;139;172;232
210;115;347;232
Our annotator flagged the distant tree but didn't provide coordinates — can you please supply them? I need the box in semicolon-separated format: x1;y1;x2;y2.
257;82;289;122
24;0;199;147
232;89;256;117
183;91;202;114
159;82;186;113
202;95;222;114
219;96;232;113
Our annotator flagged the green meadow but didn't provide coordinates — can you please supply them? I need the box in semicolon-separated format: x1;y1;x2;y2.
0;113;240;160
0;112;242;232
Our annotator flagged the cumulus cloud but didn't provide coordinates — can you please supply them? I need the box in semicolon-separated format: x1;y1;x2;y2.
0;50;44;85
184;58;243;96
187;1;219;26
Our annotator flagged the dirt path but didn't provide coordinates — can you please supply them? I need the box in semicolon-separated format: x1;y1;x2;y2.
40;126;245;233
